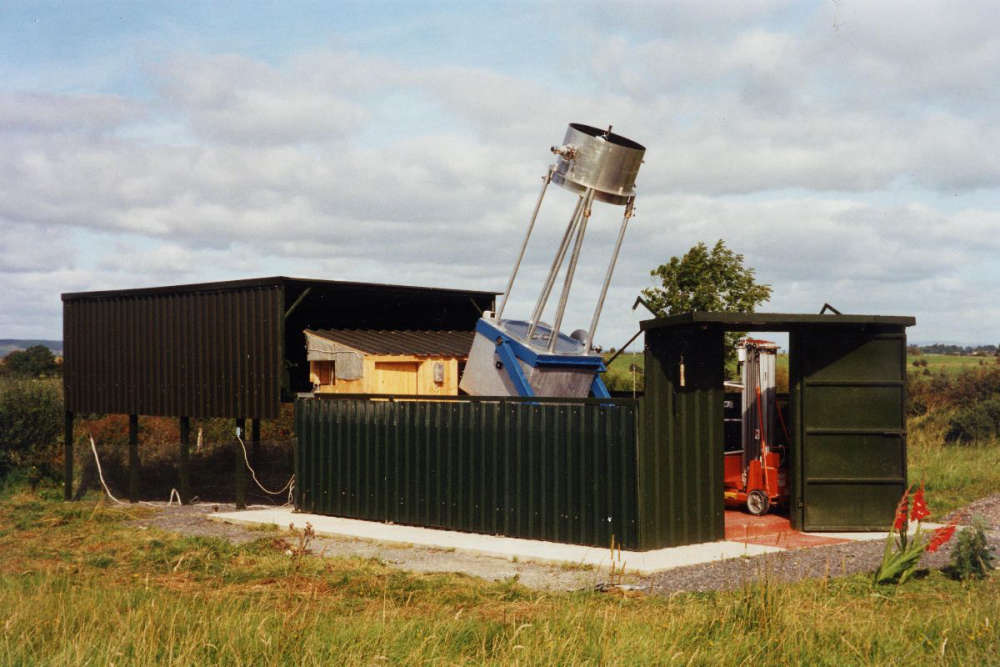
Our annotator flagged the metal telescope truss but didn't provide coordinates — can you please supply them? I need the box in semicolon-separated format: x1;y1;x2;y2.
459;123;646;398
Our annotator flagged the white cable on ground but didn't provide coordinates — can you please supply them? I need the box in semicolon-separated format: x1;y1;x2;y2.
88;435;184;506
89;435;123;505
87;432;293;507
235;434;295;504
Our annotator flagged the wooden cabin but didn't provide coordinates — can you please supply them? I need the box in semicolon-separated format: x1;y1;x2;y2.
304;329;473;396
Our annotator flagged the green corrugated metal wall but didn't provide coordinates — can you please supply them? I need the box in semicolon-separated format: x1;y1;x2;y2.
638;326;726;549
789;325;908;531
295;397;640;549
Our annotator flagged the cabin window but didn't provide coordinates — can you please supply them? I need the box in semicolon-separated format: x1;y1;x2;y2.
315;361;335;386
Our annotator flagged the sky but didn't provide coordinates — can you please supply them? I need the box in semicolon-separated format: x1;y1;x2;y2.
1;0;999;348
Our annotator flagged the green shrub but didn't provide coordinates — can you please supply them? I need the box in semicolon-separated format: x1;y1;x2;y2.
1;345;59;377
944;397;1000;444
0;378;63;480
948;515;996;580
948;366;1000;404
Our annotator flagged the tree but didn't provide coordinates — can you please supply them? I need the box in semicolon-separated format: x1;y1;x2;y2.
2;345;59;377
641;240;772;364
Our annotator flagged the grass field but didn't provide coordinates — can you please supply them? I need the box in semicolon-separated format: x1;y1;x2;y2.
1;486;998;665
907;408;1000;516
912;353;996;375
3;359;999;663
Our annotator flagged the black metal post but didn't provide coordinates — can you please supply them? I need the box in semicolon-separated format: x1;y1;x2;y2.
251;418;261;468
235;417;247;509
292;404;299;508
128;414;139;503
64;411;74;501
179;417;191;504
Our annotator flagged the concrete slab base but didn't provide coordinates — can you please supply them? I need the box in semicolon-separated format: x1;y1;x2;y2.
210;508;820;575
209;510;942;575
808;520;944;542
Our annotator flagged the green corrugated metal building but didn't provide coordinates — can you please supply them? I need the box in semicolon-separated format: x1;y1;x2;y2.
640;312;914;539
295;310;915;550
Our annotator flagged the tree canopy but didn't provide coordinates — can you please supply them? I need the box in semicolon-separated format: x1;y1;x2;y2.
641;240;772;317
2;345;59;377
641;240;772;368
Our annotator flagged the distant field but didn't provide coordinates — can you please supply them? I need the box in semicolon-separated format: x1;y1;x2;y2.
605;350;995;392
912;353;996;375
602;352;644;392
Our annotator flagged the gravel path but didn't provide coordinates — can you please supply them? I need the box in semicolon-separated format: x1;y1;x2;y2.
134;495;1000;595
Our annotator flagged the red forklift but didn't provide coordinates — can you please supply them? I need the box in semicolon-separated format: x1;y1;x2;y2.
723;339;789;515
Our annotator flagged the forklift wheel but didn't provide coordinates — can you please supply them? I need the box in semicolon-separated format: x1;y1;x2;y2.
747;490;771;516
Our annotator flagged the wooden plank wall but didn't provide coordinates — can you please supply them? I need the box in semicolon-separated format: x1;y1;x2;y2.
310;356;460;396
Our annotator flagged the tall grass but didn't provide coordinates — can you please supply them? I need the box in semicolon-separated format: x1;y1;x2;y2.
907;409;1000;516
1;491;998;664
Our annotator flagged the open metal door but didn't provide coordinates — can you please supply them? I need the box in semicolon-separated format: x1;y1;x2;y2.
639;325;725;548
789;326;907;531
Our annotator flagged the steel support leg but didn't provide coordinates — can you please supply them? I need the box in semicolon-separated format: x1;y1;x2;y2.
251;418;261;467
527;194;585;340
586;197;634;353
179;417;191;504
235;418;247;509
63;411;74;501
548;188;595;351
128;414;139;503
497;167;553;321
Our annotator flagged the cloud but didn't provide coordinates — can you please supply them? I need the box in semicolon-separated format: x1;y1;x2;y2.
0;7;998;346
154;52;377;145
0;221;76;273
0;91;142;135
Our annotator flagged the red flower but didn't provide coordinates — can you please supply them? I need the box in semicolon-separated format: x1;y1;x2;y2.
926;523;957;553
911;484;930;521
892;486;911;531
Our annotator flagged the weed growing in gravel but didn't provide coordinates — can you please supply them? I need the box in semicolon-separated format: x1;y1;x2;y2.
946;514;996;580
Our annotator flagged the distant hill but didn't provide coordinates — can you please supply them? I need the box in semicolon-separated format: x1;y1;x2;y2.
0;340;63;357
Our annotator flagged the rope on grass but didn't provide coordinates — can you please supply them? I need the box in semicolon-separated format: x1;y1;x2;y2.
235;433;295;505
89;435;123;505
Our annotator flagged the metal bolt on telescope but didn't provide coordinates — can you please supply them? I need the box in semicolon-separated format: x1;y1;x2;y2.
459;122;646;398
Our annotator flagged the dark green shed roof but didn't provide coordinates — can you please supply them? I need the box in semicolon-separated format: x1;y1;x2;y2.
641;311;915;332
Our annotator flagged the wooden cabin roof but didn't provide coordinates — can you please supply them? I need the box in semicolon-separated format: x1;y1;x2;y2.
304;329;474;358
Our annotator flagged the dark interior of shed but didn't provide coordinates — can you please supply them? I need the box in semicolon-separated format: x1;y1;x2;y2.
280;280;494;396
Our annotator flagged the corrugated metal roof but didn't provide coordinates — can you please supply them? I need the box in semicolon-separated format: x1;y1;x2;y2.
62;276;496;301
305;329;474;358
641;311;915;332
